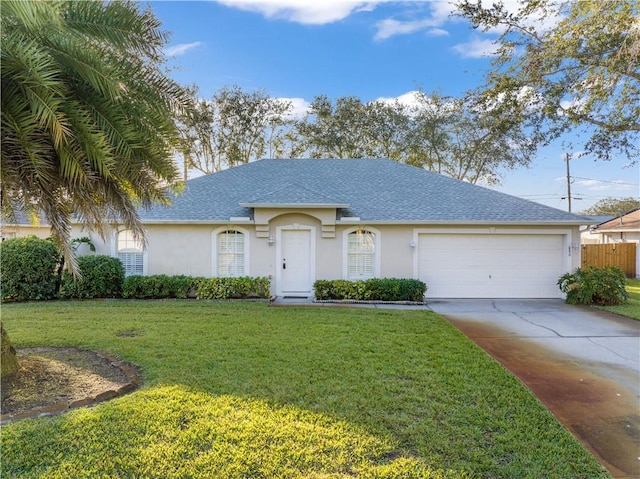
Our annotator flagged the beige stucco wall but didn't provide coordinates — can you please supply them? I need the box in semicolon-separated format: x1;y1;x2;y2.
601;232;640;244
1;224;52;240
3;218;582;294
144;224;213;276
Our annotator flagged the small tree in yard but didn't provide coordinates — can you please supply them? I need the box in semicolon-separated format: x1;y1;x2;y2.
1;323;19;390
1;0;187;383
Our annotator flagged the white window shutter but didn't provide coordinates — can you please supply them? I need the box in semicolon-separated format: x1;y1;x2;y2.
119;252;143;276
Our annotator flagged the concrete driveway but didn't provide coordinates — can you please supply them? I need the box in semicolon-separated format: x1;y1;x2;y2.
427;299;640;479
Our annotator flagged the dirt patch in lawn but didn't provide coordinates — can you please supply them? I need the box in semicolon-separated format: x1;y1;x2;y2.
1;347;141;422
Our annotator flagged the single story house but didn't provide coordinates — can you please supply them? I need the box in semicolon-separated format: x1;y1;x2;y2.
588;208;640;244
580;215;614;244
580;209;640;278
2;158;592;299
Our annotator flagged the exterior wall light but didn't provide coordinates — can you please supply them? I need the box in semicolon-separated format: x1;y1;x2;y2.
268;236;275;245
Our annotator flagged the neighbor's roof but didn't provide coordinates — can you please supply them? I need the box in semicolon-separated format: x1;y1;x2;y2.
139;158;590;224
592;208;640;233
581;214;614;224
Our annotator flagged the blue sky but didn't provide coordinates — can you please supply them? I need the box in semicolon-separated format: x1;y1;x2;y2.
150;0;638;213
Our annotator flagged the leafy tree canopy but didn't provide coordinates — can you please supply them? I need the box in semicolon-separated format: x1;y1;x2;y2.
1;0;188;269
580;197;640;216
456;0;639;163
295;92;535;184
177;86;293;176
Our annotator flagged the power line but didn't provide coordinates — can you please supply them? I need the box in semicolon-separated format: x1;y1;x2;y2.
518;194;566;198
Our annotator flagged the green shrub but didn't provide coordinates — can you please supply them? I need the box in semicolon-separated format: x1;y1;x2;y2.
122;275;199;299
120;275;269;300
196;277;270;300
313;280;334;300
59;255;125;299
0;236;59;302
314;278;427;302
558;267;629;306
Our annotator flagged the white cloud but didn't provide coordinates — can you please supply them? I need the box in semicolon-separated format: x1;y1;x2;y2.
451;38;498;58
374;17;440;41
562;173;637;193
277;97;311;119
164;42;203;56
430;1;457;23
426;28;449;37
376;90;423;109
576;179;600;187
456;0;562;35
376;90;459;116
373;1;454;41
214;0;387;25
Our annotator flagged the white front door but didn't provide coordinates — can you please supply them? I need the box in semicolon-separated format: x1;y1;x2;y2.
278;228;314;296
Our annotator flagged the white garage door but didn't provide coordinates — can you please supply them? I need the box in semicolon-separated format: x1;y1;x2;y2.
418;234;565;298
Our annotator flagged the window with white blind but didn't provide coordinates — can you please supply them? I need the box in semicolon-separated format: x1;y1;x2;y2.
217;230;245;277
346;229;378;279
117;230;144;277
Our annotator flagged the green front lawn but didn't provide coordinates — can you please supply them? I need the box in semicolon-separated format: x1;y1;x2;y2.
1;301;609;478
599;278;640;320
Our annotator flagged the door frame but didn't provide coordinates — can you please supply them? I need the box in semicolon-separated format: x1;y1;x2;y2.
275;224;316;296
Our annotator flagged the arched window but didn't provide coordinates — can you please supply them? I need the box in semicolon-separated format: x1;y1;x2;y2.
117;230;144;276
217;230;245;277
346;229;378;279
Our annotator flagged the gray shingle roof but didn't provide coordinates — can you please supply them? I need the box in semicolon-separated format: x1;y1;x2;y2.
140;158;588;224
241;182;348;207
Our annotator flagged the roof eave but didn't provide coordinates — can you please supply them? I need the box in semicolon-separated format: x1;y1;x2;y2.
592;228;640;233
239;202;350;209
336;219;589;226
5;219;590;227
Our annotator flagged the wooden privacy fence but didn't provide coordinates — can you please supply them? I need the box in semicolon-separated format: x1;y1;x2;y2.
581;243;637;278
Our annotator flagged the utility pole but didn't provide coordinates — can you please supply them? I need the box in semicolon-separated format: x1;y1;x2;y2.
565;153;572;212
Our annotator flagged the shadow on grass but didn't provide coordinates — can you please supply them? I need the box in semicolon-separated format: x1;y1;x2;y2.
1;385;469;478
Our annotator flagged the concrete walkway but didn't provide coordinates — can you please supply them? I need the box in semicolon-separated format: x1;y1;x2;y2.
427;299;640;479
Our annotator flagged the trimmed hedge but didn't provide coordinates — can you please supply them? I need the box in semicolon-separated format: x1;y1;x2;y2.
1;238;271;302
122;275;202;299
314;278;427;302
0;236;59;302
59;255;125;299
123;275;270;300
558;266;629;306
196;277;270;300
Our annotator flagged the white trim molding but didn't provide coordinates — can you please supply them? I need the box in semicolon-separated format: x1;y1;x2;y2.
342;226;381;280
113;228;147;276
211;226;251;277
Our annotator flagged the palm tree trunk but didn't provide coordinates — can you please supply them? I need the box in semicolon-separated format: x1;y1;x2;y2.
1;322;19;384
